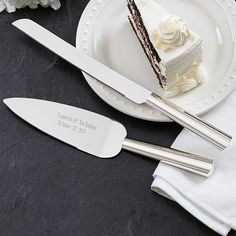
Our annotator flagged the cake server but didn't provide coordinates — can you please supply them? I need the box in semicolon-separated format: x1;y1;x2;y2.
4;98;214;177
12;19;232;150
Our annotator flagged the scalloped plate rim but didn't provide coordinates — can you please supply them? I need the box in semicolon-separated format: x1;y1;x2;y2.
76;0;236;122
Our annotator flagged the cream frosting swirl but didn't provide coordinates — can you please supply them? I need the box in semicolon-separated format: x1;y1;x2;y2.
159;15;191;47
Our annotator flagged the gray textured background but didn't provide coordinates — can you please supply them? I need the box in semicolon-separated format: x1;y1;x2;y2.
0;1;235;235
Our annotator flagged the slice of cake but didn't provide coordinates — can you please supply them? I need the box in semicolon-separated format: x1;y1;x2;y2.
127;0;205;97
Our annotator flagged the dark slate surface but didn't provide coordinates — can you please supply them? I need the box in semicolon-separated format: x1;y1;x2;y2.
0;1;235;235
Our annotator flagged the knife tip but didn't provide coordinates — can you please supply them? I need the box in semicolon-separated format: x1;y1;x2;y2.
12;18;32;28
3;98;16;108
3;98;10;106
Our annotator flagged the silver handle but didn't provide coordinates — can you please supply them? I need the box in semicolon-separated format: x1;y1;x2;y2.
147;93;232;150
122;138;214;177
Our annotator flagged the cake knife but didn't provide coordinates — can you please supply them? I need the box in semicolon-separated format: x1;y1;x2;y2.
12;19;232;150
3;98;214;177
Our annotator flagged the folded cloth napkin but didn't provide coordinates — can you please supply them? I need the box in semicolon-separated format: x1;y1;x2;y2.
152;90;236;235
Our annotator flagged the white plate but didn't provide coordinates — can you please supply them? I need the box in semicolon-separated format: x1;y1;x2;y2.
76;0;236;122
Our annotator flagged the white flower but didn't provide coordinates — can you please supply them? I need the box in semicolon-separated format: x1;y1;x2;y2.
0;1;6;11
0;0;61;12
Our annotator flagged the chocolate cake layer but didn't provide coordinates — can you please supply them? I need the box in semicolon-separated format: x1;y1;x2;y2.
127;0;166;88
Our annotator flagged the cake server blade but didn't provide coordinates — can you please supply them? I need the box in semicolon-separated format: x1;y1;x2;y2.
4;98;214;177
12;19;232;150
4;97;127;158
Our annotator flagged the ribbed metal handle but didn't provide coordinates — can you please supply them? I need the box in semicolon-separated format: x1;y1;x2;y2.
122;138;214;177
147;93;232;150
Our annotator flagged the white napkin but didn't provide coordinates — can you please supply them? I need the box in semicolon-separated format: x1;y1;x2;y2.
152;90;236;235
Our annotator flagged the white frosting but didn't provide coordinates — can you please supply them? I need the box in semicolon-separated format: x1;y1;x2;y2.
165;64;206;97
159;15;191;47
132;0;205;97
133;0;201;63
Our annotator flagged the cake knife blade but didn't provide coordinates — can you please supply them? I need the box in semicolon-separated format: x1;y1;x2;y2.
3;97;214;177
12;19;232;150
